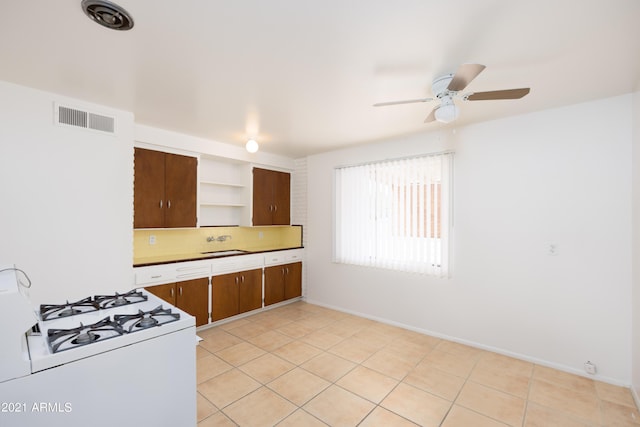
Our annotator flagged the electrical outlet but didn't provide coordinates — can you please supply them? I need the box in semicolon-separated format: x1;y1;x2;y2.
149;235;156;245
548;243;558;256
584;361;597;375
258;231;264;239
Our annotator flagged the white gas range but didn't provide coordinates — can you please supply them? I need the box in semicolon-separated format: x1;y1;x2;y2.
0;266;196;427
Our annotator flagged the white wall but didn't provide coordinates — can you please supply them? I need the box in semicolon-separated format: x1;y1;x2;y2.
135;124;295;171
305;94;633;384
632;89;640;401
0;81;135;305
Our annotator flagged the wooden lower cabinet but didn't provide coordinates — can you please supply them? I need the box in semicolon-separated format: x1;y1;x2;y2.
211;268;262;321
238;269;263;314
145;277;209;327
284;262;302;300
264;262;302;306
144;261;302;325
176;278;209;327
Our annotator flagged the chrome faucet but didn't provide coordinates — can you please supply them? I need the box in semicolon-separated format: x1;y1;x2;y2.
206;235;232;242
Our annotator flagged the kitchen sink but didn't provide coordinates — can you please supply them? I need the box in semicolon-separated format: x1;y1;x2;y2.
200;250;249;257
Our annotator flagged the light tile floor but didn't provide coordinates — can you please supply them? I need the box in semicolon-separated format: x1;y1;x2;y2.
196;301;639;426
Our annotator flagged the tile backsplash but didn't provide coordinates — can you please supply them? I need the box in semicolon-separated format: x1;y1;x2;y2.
134;225;302;259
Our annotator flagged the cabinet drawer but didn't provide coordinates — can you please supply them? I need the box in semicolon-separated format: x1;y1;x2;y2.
135;260;211;286
264;249;304;266
264;253;285;266
211;254;264;275
285;251;303;262
173;261;211;280
135;266;177;286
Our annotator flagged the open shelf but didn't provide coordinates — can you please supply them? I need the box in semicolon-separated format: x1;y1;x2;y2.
198;157;251;226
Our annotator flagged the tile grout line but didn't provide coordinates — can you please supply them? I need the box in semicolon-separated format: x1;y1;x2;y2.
199;302;636;427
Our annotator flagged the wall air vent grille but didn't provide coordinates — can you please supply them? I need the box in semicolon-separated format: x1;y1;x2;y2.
56;104;116;135
89;112;115;133
58;106;88;128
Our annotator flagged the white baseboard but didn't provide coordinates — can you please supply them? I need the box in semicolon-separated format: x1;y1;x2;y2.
304;297;631;388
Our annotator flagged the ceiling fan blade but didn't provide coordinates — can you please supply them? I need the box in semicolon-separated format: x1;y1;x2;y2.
424;108;437;123
465;88;530;101
373;97;433;107
447;63;486;92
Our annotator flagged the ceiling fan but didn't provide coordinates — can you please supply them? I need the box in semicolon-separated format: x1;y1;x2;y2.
373;64;530;123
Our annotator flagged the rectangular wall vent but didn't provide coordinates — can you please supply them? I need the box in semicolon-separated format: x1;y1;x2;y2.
55;104;116;134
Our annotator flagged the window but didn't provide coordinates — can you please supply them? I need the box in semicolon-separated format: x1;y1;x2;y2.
334;152;452;276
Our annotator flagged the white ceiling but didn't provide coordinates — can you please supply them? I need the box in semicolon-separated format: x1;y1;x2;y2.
1;1;639;158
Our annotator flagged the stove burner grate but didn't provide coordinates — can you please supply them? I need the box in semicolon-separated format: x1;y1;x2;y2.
40;297;99;321
47;317;125;353
94;290;148;309
114;306;180;333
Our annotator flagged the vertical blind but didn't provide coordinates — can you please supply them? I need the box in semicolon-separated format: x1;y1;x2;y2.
334;152;452;276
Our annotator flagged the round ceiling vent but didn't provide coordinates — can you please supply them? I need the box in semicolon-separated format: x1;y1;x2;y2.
81;0;134;31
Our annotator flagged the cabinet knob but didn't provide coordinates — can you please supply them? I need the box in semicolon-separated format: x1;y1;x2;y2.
167;200;171;209
170;288;174;297
179;286;183;296
159;200;163;208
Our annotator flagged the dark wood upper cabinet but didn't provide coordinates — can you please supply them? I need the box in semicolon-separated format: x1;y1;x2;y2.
134;148;197;228
164;153;197;227
134;148;165;228
252;167;290;226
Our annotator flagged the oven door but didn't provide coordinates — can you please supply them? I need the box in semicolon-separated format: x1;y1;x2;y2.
0;325;196;427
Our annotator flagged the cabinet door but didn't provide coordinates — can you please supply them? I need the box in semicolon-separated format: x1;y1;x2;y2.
253;168;291;226
211;272;239;321
238;268;262;314
164;153;197;228
272;171;290;225
145;283;176;305
264;265;285;306
252;168;273;226
284;262;302;300
176;277;209;327
134;148;166;228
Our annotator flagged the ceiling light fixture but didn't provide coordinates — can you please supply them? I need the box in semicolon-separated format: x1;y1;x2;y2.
81;0;134;31
434;96;459;123
245;139;259;153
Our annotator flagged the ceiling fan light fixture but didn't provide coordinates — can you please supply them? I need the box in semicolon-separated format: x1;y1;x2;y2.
246;139;259;153
374;63;530;125
434;103;459;123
